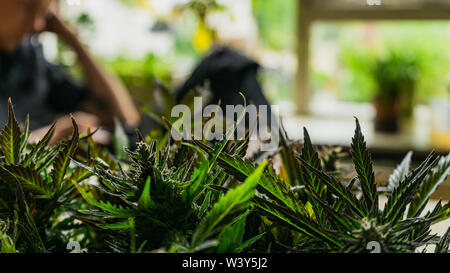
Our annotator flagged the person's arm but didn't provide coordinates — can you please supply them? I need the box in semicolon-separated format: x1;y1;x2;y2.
29;111;111;145
45;12;141;128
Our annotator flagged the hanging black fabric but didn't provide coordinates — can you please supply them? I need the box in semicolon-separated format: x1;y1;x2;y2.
175;46;274;128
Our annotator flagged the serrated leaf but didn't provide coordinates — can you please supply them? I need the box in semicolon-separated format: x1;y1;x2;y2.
383;153;438;224
72;181;136;218
298;156;366;217
0;165;51;197
278;123;303;187
0;99;22;165
350;118;377;214
181;143;209;203
435;227;450;253
304;183;357;233
301;127;322;187
22;123;56;167
51;116;79;190
253;195;343;247
388;151;413;190
98;220;132;231
234;232;266;253
196;140;304;215
138;176;153;211
69;163;95;184
301;127;327;226
217;210;249;253
192;161;266;247
408;153;450;218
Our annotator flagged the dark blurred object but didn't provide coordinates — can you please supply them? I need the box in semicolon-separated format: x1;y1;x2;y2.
128;47;275;150
175;46;274;127
151;20;171;32
0;38;88;130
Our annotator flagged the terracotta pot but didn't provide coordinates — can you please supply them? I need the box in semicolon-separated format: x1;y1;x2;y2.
374;95;400;133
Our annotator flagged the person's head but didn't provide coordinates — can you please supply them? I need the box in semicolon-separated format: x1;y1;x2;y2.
0;0;53;51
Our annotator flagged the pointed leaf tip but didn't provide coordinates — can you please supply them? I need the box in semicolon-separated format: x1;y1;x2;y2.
0;97;21;165
354;117;361;128
303;127;310;139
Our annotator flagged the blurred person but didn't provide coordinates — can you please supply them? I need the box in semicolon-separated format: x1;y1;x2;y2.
0;0;141;144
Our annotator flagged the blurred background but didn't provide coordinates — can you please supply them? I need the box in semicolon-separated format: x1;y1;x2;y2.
44;0;449;160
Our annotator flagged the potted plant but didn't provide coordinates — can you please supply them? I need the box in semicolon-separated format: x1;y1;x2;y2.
371;50;420;133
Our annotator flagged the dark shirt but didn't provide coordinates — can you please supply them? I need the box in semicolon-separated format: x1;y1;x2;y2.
0;38;87;130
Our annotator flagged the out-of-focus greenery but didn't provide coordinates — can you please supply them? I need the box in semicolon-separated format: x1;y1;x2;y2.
251;0;296;50
339;22;450;103
106;54;173;87
105;54;174;103
341;46;421;101
59;0;301;103
61;0;225;89
172;0;227;53
311;70;331;93
173;0;225;23
372;50;420;100
339;45;377;102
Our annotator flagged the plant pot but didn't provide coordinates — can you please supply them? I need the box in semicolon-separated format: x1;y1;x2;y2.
374;95;400;133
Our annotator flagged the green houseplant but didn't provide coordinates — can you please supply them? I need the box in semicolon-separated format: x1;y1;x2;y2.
372;50;420;133
341;45;422;133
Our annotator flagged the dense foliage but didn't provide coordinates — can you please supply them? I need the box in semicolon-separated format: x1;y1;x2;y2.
0;99;449;253
339;25;450;103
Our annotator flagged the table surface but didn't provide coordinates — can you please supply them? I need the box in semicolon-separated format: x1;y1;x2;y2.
280;107;450;154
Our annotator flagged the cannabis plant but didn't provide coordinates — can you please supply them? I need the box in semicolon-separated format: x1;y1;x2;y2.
198;118;450;253
1;97;449;254
0;99;91;252
71;135;264;253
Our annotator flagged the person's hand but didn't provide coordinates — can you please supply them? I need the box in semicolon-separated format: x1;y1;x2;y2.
29;112;112;146
44;9;83;53
44;10;70;36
